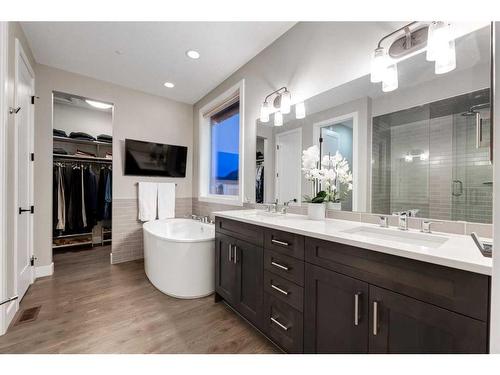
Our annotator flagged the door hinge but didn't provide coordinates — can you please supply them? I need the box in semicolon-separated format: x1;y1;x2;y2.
31;96;39;105
30;205;34;214
276;173;279;177
30;255;37;267
30;153;34;161
276;145;280;150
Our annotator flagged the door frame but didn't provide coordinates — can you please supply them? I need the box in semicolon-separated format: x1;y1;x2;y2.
12;38;35;313
0;22;8;335
274;127;302;205
312;111;362;211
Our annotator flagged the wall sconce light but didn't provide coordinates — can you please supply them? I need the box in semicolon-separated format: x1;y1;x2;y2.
371;21;456;93
259;87;306;125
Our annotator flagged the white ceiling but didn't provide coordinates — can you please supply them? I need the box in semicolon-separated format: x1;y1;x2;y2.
21;22;295;104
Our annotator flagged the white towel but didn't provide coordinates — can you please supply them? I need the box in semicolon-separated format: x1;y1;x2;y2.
138;182;158;221
157;183;176;220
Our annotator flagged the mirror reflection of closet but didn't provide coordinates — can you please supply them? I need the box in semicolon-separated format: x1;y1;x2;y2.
52;91;113;258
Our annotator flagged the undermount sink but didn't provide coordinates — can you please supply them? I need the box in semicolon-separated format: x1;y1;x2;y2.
341;226;448;249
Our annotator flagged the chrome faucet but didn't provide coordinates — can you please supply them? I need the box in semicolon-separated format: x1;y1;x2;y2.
421;220;440;233
280;198;297;214
398;213;408;231
378;215;389;228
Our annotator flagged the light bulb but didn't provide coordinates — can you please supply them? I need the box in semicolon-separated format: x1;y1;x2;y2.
382;63;398;92
405;154;413;162
280;91;291;114
85;99;113;109
260;101;270;123
435;38;456;74
295;101;306;119
274;111;283;127
370;47;388;83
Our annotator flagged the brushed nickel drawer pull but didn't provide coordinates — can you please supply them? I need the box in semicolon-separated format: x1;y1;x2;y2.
373;301;379;336
270;316;289;331
228;244;233;262
271;239;290;246
271;261;289;271
271;283;289;295
354;292;361;326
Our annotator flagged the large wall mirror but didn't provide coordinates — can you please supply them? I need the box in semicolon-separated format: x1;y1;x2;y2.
254;23;492;223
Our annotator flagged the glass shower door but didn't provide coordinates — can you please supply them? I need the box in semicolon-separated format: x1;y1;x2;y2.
451;107;493;223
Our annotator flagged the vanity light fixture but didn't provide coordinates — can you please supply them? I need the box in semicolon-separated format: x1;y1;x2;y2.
164;82;175;88
259;87;306;125
85;99;113;110
371;21;456;92
295;101;306;119
274;111;283;126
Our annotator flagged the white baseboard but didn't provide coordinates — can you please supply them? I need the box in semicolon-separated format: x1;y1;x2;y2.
35;262;54;278
3;300;17;332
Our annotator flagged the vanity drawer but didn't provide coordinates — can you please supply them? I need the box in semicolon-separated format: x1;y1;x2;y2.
264;271;304;312
215;217;264;247
264;249;304;286
305;237;490;321
264;228;304;260
264;292;303;353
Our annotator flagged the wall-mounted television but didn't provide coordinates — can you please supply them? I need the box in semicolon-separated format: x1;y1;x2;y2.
124;139;187;177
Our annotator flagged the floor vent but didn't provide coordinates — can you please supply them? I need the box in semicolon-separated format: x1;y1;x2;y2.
14;306;41;325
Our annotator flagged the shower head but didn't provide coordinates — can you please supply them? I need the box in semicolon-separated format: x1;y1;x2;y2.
461;102;490;116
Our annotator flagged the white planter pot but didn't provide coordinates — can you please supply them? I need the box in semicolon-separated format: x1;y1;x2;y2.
327;202;342;211
307;203;326;220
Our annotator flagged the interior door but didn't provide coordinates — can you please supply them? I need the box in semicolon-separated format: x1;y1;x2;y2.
15;42;34;301
304;263;369;353
215;234;237;304
368;285;488;354
275;129;301;204
234;238;263;328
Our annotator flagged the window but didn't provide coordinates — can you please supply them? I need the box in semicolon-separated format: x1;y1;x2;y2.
198;80;244;205
210;101;240;196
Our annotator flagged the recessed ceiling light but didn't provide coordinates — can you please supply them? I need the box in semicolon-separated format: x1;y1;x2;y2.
164;82;175;88
186;50;200;59
85;99;113;110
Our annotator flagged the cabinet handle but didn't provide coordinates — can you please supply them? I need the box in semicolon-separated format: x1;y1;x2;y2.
271;283;289;296
233;245;238;264
271;239;289;246
271;261;289;271
373;301;379;336
354;292;361;326
270;316;289;331
228;244;233;262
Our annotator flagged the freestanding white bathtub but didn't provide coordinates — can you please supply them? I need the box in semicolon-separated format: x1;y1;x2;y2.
143;218;215;299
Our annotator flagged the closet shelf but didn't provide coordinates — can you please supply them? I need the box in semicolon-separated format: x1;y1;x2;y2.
53;154;112;163
53;240;93;249
54;232;92;239
53;136;112;147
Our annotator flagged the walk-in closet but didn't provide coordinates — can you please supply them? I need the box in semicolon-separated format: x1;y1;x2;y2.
52;91;113;256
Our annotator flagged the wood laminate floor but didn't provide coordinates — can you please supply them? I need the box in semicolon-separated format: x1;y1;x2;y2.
0;246;279;354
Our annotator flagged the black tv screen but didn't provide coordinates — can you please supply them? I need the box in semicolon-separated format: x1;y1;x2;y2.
124;139;187;177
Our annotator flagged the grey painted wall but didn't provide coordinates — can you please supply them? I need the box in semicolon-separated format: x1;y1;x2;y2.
34;64;193;267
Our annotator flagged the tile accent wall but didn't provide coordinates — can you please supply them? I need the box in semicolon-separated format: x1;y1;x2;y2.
111;197;192;264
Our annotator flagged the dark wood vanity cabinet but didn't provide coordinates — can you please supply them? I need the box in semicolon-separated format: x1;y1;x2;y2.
214;217;490;354
215;232;263;328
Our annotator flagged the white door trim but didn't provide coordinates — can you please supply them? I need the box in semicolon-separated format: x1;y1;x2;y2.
13;38;35;311
275;127;302;205
312;111;363;211
0;22;9;336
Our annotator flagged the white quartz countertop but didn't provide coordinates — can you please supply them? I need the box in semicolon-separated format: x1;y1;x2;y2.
213;209;493;276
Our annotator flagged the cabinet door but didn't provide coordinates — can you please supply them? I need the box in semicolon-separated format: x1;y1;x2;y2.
304;264;369;353
369;286;488;354
234;239;264;328
215;234;238;304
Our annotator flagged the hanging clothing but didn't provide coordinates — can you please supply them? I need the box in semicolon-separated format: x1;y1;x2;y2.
97;167;112;221
56;166;65;230
256;164;264;204
84;167;99;228
68;167;85;232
